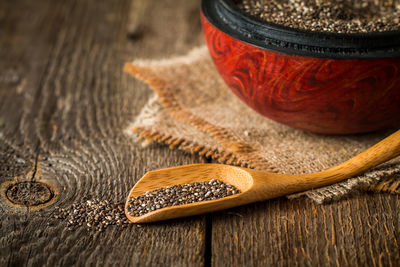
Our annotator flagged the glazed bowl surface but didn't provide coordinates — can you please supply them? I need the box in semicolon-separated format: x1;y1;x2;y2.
201;0;400;134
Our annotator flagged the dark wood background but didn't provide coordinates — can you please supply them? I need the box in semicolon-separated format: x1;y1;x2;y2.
1;0;399;266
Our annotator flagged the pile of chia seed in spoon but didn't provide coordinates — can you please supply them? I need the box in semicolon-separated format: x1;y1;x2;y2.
126;179;240;217
235;0;400;33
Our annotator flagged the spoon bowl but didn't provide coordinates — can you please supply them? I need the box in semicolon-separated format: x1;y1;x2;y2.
125;164;258;223
126;130;400;223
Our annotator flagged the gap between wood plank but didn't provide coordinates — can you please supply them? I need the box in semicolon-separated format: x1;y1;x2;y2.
204;157;213;267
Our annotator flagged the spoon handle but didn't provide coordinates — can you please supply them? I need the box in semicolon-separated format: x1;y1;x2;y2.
253;129;400;197
303;129;400;188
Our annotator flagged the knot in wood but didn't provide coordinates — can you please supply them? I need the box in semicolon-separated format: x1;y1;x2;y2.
6;181;53;206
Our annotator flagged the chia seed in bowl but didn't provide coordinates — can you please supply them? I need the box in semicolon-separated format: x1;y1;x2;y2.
235;0;400;33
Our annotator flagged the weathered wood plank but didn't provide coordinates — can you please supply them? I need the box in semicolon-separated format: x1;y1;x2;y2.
211;193;400;266
0;0;206;266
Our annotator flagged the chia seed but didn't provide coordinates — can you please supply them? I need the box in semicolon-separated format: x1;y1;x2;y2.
235;0;400;33
51;198;130;231
126;179;240;217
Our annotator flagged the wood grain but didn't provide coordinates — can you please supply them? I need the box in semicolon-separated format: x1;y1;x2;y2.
211;193;400;266
0;0;206;266
1;0;400;266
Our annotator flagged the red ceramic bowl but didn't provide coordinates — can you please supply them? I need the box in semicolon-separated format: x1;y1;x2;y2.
201;0;400;134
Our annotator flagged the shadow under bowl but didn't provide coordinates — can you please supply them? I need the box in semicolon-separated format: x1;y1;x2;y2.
201;0;400;134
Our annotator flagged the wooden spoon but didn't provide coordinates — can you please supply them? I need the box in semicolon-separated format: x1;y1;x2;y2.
126;130;400;223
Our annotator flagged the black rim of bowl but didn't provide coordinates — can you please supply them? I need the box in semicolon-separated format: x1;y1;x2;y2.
202;0;400;59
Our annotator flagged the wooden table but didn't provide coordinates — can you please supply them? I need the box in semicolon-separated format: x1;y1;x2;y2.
1;0;399;266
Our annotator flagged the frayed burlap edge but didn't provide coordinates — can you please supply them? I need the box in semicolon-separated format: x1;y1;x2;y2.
367;175;400;194
130;126;252;167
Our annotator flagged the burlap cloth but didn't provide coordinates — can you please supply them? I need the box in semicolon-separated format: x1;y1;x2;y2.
124;46;400;203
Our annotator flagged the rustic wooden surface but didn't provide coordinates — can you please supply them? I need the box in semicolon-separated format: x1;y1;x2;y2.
0;0;399;266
